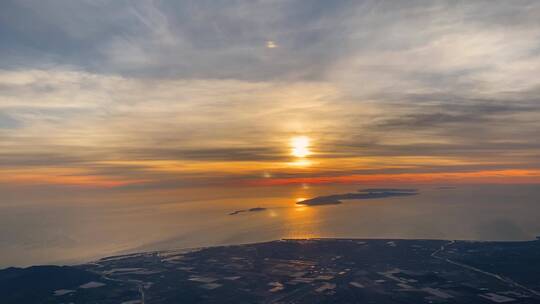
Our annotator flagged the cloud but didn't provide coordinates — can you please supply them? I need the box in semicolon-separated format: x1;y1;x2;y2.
2;1;540;84
1;1;540;188
0;112;20;129
0;0;354;80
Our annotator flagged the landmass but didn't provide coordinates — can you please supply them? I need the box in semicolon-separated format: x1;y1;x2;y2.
2;238;540;303
229;207;267;215
297;188;419;206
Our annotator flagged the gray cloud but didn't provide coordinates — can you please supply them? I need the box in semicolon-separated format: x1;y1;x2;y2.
0;112;21;129
3;0;537;82
0;0;353;80
376;98;540;129
123;147;285;162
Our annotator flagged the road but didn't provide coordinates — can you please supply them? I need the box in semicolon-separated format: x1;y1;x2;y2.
431;240;540;298
101;272;146;304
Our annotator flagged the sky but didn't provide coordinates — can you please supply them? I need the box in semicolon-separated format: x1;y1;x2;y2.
2;0;540;197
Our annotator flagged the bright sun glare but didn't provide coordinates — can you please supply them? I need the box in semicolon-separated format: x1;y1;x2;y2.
291;136;311;158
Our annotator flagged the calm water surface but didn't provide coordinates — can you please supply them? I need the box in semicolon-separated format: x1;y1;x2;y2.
1;184;539;267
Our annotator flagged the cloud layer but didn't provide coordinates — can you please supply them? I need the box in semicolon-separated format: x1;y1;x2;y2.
1;0;540;189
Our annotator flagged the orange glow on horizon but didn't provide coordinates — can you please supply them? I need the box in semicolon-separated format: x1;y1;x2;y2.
2;168;540;188
0;168;148;188
246;169;540;186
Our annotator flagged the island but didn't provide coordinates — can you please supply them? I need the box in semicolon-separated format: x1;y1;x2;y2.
297;188;419;206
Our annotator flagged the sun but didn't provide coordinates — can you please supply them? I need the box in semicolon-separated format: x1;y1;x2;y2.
291;136;311;158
